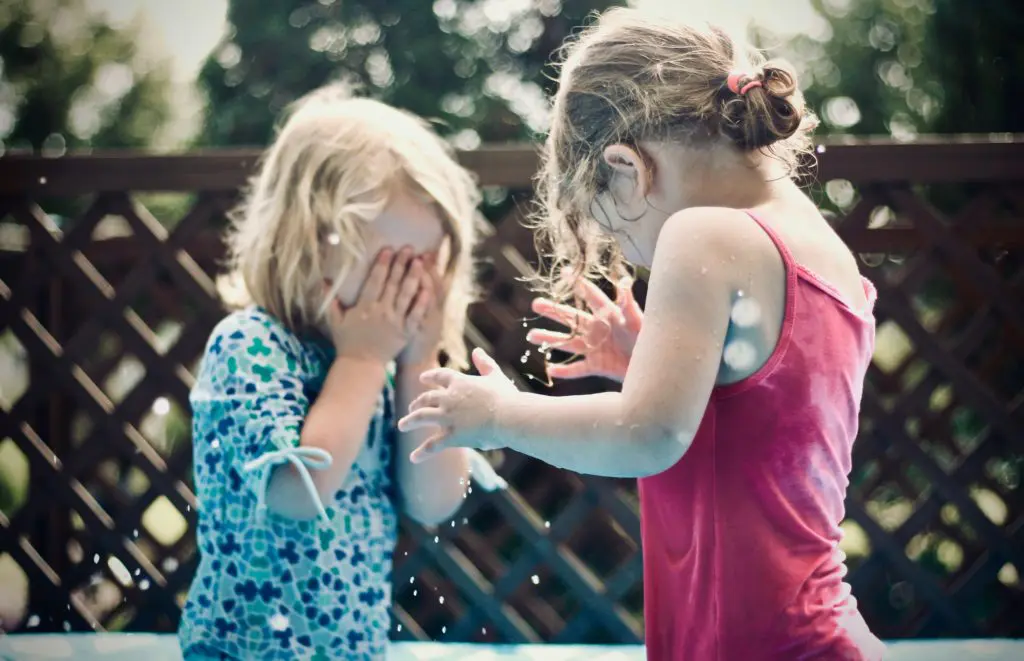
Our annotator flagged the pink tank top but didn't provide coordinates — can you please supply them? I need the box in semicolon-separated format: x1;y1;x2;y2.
638;211;885;660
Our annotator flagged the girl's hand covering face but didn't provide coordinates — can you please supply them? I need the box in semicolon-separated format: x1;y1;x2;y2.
398;253;446;367
324;248;431;363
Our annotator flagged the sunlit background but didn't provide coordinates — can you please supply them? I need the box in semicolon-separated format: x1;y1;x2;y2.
6;0;1012;156
0;0;1021;643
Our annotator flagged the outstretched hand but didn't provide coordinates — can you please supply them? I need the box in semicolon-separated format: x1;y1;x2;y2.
527;277;642;383
398;348;518;463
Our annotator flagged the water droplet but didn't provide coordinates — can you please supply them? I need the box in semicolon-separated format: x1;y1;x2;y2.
186;505;191;512
403;551;408;556
132;529;139;538
522;321;528;327
450;520;456;527
162;557;179;573
139;579;150;591
723;340;758;371
434;536;439;543
737;289;744;297
482;627;487;634
39;176;47;185
467;486;472;494
816;144;827;154
62;621;71;632
523;350;531;357
730;298;762;327
531;575;540;585
93;554;100;564
439;596;445;604
397;624;403;632
520;354;528;364
413;589;418;596
27;614;40;628
462;517;468;525
269;613;289;631
544;521;550;528
409;576;415;584
326;232;340;246
211;439;220;450
133;569;140;577
441;625;447;634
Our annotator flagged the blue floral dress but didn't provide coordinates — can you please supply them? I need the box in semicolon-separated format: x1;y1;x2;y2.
178;307;398;661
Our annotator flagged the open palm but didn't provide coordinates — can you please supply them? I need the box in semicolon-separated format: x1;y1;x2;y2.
526;278;643;383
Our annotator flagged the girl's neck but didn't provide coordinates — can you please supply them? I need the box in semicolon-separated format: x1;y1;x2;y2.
648;141;796;213
684;152;793;211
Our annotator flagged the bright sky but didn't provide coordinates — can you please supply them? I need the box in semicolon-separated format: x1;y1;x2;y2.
85;0;821;84
81;0;822;146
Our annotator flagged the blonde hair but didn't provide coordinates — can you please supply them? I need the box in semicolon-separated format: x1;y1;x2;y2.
225;83;484;369
532;7;817;301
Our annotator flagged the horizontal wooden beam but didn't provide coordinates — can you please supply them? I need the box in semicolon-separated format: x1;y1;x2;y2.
0;136;1021;195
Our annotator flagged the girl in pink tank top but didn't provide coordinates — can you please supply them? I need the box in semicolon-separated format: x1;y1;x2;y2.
398;7;884;660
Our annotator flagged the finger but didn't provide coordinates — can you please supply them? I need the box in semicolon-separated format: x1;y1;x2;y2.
405;286;432;335
616;278;644;328
409;389;445;412
398;408;448;432
359;250;392;301
420;367;457;388
530;297;591;329
395;258;423;316
471;347;500;376
424;257;449;307
409;433;451;464
574;278;615;315
526;328;587;354
326;298;344;328
381;247;413;304
546;359;597;381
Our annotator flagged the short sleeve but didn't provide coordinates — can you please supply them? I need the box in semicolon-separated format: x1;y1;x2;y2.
190;310;329;521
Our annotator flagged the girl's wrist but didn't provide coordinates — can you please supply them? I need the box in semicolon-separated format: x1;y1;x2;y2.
396;354;440;375
397;342;441;369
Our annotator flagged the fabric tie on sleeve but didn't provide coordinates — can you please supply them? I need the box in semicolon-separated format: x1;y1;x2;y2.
244;446;333;522
468;450;507;492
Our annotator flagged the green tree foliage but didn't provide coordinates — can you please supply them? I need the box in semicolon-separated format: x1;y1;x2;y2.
197;0;623;147
768;0;1023;137
0;0;173;154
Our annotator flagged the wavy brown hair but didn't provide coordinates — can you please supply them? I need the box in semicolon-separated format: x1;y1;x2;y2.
531;8;818;302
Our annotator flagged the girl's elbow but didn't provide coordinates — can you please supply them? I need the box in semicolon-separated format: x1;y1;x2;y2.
403;494;463;527
633;424;693;477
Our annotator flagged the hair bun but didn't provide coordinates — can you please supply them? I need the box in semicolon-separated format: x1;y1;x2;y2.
719;59;805;151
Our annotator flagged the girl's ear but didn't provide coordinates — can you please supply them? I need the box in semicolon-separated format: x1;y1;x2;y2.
603;144;652;199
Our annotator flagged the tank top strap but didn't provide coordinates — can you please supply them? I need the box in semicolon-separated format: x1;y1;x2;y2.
742;209;799;309
742;209;797;270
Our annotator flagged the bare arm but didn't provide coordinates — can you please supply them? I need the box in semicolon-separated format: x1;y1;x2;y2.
394;360;470;525
402;208;748;477
263;357;388;519
267;248;432;519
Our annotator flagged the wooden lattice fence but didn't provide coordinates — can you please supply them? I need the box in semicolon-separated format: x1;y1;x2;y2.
0;138;1021;642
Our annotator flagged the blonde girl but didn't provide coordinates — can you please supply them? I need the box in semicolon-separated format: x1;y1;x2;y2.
399;8;885;661
179;83;499;661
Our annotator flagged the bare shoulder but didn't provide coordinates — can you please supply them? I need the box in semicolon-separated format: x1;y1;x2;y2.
654;207;781;284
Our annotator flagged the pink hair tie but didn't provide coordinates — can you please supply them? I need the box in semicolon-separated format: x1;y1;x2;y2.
726;72;763;96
